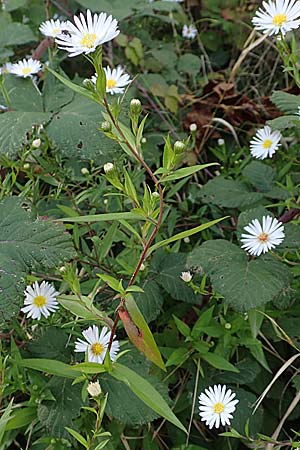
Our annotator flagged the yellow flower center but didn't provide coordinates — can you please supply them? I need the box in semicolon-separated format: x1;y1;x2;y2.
272;13;287;27
81;33;97;48
107;78;117;89
21;67;32;75
262;139;272;149
52;28;60;34
91;342;104;356
213;402;225;414
258;232;269;242
33;295;47;307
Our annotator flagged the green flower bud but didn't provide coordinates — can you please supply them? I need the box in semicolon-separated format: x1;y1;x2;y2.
130;98;142;115
83;78;95;91
104;162;114;173
101;121;112;133
174;140;186;153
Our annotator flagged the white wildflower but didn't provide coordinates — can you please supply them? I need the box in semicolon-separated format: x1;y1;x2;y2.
21;281;59;320
55;9;119;57
75;325;119;363
199;384;239;429
39;18;66;38
9;58;42;78
182;24;198;39
241;216;285;256
92;66;131;95
252;0;300;35
87;380;102;396
180;271;192;282
250;125;282;159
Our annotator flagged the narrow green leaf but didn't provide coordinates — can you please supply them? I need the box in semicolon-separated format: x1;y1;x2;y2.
46;66;96;102
149;217;227;253
58;295;113;328
57;212;147;223
65;427;88;448
98;274;123;293
173;315;190;337
5;407;37;431
18;359;79;378
111;363;187;433
201;352;239;373
97;222;118;261
0;400;14;441
161;163;217;182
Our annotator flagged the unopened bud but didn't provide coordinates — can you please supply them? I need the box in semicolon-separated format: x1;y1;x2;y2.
103;199;108;205
140;263;146;271
81;167;89;175
104;162;114;173
218;138;225;146
183;237;190;243
174;140;185;153
23;163;30;170
101;121;112;133
152;192;160;198
87;380;102;397
130;98;141;115
59;266;66;273
141;137;147;144
225;322;232;330
180;271;192;282
32;138;41;148
189;123;197;132
83;78;95;91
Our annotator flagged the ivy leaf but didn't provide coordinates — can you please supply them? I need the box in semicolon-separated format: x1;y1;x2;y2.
188;240;290;311
0;197;75;324
38;378;84;438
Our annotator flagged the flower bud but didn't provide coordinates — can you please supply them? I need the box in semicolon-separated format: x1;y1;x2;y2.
23;163;30;170
32;138;41;148
130;98;142;115
225;322;232;330
104;162;114;173
152;192;160;198
189;123;197;132
141;137;147;144
174;140;186;153
180;271;192;282
59;266;66;273
101;121;112;133
81;167;89;175
183;237;190;244
87;380;102;397
83;78;95;91
140;263;146;271
218;138;225;146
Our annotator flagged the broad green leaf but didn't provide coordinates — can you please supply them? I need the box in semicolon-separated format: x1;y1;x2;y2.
45;66;96;102
3;75;43;111
135;280;163;322
120;294;165;370
201;352;239;373
0;197;74;324
166;348;190;367
199;176;264;208
267;115;299;130
161;164;217;182
0;22;36;46
149;217;226;253
38;378;84;438
242;161;276;193
27;328;72;362
58;211;147;223
111;363;187;433
0;112;51;157
4;0;27;11
188;240;290;311
177;53;201;77
231;388;263;436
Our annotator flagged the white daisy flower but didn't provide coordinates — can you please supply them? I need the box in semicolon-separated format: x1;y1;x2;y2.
91;66;131;95
182;24;198;39
21;281;59;320
252;0;300;36
55;9;119;57
249;125;282;159
74;325;120;364
199;384;239;429
39;18;66;38
0;62;13;74
241;216;285;256
9;58;42;78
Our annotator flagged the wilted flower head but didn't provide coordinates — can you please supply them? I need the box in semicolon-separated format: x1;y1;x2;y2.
241;216;285;256
87;380;102;397
55;9;119;57
74;325;119;363
252;0;300;35
180;271;192;282
250;125;282;159
21;281;59;320
9;58;42;78
199;384;239;429
39;18;66;38
182;24;198;39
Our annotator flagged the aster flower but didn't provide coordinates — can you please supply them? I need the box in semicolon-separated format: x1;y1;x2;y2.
55;9;119;57
75;325;119;364
39;18;66;38
252;0;300;36
182;24;198;39
0;62;13;74
241;216;285;256
199;384;239;429
92;66;131;95
180;271;192;282
249;125;282;159
9;58;42;78
21;281;59;320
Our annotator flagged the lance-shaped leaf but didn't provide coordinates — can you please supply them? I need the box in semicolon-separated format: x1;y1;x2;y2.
110;363;187;433
119;294;165;370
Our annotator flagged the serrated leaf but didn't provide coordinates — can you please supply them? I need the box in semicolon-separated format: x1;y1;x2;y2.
271;91;300;114
267;115;299;130
0;197;74;324
3;75;44;111
135;280;163;323
188;240;290;311
111;363;187;432
38;378;84;438
242;161;276;192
